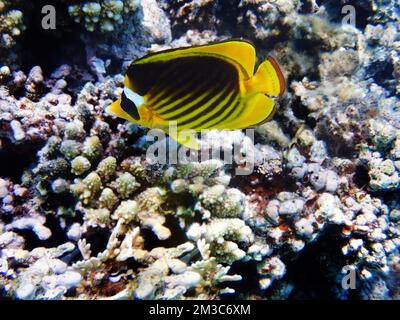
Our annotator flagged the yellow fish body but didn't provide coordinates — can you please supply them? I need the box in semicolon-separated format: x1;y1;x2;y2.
108;39;285;149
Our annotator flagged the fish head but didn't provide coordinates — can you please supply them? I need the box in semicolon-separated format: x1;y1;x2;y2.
107;96;135;122
108;87;147;125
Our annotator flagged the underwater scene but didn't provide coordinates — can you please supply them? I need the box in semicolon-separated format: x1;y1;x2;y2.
0;0;399;301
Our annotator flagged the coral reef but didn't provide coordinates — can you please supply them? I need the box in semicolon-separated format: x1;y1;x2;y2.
0;0;25;49
68;0;140;33
0;0;399;300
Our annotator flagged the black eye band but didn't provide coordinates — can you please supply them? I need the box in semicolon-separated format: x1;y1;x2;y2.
121;91;141;120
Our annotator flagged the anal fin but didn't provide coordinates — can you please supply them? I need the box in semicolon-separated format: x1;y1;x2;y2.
225;93;276;129
168;128;200;150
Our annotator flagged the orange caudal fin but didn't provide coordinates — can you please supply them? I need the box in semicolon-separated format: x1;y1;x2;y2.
246;56;285;97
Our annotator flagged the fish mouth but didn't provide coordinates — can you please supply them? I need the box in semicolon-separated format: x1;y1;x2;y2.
107;98;122;117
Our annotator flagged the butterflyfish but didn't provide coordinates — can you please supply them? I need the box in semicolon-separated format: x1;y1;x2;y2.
108;39;285;149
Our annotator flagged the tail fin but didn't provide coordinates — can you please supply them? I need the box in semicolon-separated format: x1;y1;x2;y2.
246;56;285;97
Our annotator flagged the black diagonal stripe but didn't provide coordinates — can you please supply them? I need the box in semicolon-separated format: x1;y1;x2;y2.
150;63;200;109
160;67;224;118
149;60;196;105
120;91;140;120
178;79;236;128
127;58;195;96
204;98;241;129
152;62;211;112
152;56;229;112
191;85;238;129
147;62;178;96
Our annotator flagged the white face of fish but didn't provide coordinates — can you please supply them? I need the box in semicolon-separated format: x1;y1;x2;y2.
123;87;144;107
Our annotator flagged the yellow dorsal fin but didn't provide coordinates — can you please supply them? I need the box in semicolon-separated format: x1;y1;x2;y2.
134;40;256;79
189;40;256;79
